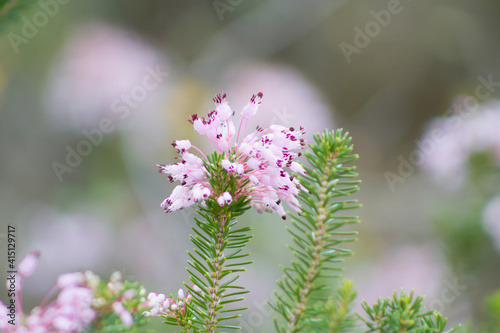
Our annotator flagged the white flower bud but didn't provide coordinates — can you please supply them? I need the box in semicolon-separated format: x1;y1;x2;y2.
178;288;185;300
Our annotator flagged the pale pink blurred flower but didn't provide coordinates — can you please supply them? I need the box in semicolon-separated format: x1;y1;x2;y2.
355;245;444;310
0;303;9;330
43;22;167;130
420;97;500;188
483;195;500;251
52;286;96;330
57;272;85;289
18;251;40;278
123;289;137;300
113;302;133;327
1;253;96;332
157;93;306;219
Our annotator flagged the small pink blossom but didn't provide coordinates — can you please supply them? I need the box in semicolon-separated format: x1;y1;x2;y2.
123;289;137;300
177;288;185;300
18;251;40;278
0;302;9;330
157;92;306;219
241;92;262;118
57;272;85;288
113;302;133;327
142;287;197;318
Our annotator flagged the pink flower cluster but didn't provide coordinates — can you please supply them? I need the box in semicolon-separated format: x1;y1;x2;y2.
157;93;306;219
104;271;136;328
142;286;200;318
1;252;95;333
0;252;142;332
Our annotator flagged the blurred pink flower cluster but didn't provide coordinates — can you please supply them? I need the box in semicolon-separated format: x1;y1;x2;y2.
1;252;94;332
158;92;306;219
420;98;500;187
0;252;150;332
44;23;166;130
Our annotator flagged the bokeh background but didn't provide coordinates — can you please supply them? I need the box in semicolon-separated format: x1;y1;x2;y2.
1;0;500;331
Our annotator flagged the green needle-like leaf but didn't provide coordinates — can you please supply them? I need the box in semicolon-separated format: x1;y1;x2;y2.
271;129;361;333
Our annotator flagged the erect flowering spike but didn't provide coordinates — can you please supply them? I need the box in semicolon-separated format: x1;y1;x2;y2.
157;92;306;219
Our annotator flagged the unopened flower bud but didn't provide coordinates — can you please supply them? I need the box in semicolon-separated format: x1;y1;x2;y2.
18;251;40;278
178;288;185;300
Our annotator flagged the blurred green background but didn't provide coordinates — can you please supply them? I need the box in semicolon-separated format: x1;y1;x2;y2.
1;0;500;331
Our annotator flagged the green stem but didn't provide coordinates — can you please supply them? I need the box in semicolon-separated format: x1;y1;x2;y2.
206;215;227;333
179;318;192;332
285;152;336;333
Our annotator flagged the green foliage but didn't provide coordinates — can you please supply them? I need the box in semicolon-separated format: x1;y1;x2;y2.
85;276;152;333
167;152;254;332
271;129;361;333
432;149;500;275
202;151;253;225
477;289;500;333
150;128;469;333
0;0;37;30
434;203;494;274
181;208;253;332
360;290;460;333
305;280;359;333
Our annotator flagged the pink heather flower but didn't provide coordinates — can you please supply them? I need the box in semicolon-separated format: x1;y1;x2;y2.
43;23;166;130
18;251;40;278
1;252;154;332
177;288;185;300
57;272;85;288
157;92;306;219
17;282;96;333
142;287;197;318
113;301;133;327
123;289;137;300
241;92;262;118
143;292;166;316
0;302;9;330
